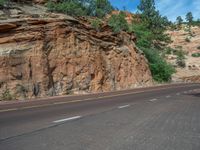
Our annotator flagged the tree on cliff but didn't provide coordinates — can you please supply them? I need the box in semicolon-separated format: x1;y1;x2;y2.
186;12;193;34
108;12;129;33
137;0;171;48
47;0;87;16
137;0;155;20
176;16;183;29
137;0;169;30
186;12;194;31
186;12;193;25
89;0;113;18
47;0;113;17
131;0;175;82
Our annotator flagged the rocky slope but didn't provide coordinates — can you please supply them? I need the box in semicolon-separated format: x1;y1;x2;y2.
0;3;152;100
167;26;200;83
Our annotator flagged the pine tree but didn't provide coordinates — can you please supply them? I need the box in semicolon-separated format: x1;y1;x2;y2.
108;12;129;33
47;0;113;18
137;0;170;47
137;0;156;18
186;12;193;26
186;12;193;34
176;16;183;29
94;0;113;18
137;0;169;30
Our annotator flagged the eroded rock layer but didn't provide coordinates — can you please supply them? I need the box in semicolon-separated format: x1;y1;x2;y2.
0;17;152;100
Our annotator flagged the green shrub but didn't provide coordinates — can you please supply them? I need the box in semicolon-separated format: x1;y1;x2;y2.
129;21;175;82
90;19;102;31
192;53;200;57
87;0;113;18
46;0;113;18
129;23;153;48
141;48;175;82
176;59;186;68
46;1;54;11
175;45;183;50
185;37;191;42
174;50;186;57
46;1;87;16
1;89;14;101
166;48;172;55
170;50;186;68
0;0;6;6
108;12;129;33
165;47;175;55
129;0;175;82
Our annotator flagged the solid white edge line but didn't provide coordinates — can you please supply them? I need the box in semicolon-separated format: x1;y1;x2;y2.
0;108;18;113
53;116;81;123
118;105;130;109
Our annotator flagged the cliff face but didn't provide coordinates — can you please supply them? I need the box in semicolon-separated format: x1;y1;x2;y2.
167;26;200;83
0;6;152;100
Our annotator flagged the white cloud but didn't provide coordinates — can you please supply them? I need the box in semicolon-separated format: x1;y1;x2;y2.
155;0;200;22
156;0;187;21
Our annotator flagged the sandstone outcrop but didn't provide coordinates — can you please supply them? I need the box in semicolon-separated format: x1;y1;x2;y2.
0;6;152;100
167;26;200;83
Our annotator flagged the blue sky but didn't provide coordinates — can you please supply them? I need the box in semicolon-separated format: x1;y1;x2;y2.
109;0;200;22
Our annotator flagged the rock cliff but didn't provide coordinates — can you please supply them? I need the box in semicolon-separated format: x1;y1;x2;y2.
167;26;200;83
0;4;152;100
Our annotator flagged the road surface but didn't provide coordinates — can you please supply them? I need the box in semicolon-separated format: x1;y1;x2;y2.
0;83;200;150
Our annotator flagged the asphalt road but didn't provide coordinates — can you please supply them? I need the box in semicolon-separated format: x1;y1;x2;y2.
0;83;200;150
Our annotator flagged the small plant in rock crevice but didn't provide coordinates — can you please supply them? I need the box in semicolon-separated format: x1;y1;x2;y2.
185;37;191;42
90;18;102;31
1;89;15;101
192;53;200;57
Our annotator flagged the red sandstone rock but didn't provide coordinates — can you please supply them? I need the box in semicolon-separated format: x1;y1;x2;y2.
0;16;152;100
0;23;17;32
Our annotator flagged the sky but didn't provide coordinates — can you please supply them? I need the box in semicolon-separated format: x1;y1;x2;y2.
109;0;200;22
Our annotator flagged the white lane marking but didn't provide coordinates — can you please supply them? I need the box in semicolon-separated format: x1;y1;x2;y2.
166;95;171;98
54;102;69;105
53;116;81;123
149;98;157;102
118;105;130;109
176;93;180;96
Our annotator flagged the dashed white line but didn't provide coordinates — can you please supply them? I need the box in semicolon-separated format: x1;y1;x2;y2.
166;95;171;98
53;116;81;123
149;98;158;102
53;102;70;105
118;105;130;109
176;93;180;96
